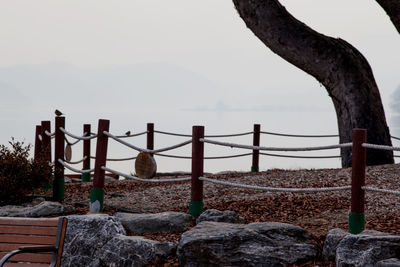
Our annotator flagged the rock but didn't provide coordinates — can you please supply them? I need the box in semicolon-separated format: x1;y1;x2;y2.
115;211;193;234
322;228;349;261
93;235;176;267
177;221;317;266
61;214;175;267
196;209;244;224
0;201;75;217
323;229;392;262
377;258;400;267
336;231;400;267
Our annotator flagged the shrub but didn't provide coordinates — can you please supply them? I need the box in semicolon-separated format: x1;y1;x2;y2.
0;138;53;205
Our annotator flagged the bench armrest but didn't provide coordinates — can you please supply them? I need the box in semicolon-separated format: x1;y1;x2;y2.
0;245;57;267
19;245;57;252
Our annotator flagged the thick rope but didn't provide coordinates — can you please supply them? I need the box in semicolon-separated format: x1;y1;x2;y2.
60;127;98;140
362;186;400;195
102;166;191;183
65;156;87;165
89;155;137;161
362;143;400;151
154;130;254;138
45;130;55;137
205;131;254;138
261;131;338;138
58;159;94;174
155;152;253;160
199;177;351;192
200;138;352;152
106;156;137;162
116;131;148;138
154;130;192;138
65;137;81;146
260;152;341;159
104;131;191;153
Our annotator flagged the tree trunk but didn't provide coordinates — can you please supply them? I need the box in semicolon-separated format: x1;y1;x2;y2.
376;0;400;34
233;0;393;167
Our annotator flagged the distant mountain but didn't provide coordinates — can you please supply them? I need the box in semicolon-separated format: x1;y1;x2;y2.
0;62;228;110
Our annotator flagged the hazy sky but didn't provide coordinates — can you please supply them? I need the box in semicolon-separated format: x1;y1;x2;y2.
1;1;399;172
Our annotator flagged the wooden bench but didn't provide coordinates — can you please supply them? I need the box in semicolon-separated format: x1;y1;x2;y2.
0;217;67;267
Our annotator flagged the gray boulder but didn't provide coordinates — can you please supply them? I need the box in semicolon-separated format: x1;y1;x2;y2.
323;228;392;262
336;231;400;267
196;209;244;224
177;221;317;266
322;228;349;261
377;258;400;267
0;201;74;217
115;211;193;234
94;234;176;267
61;214;175;267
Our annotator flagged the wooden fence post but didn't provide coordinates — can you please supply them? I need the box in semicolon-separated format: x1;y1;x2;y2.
349;128;366;234
190;125;204;217
90;119;110;213
81;124;91;182
251;124;260;172
41;121;52;164
34;125;42;161
147;123;154;155
53;116;65;202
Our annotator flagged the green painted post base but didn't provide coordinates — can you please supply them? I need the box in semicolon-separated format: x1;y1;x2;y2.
189;201;204;217
52;179;65;202
90;188;104;213
251;166;259;172
349;212;365;234
81;171;91;182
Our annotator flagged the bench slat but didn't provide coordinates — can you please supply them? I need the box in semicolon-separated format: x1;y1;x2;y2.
0;218;58;227
0;235;54;245
3;263;49;267
0;226;58;236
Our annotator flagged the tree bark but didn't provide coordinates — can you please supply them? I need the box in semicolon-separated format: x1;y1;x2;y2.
376;0;400;34
233;0;393;167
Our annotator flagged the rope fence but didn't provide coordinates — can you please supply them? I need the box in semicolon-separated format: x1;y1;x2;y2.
154;129;254;138
155;152;253;160
60;127;97;140
34;118;400;235
115;130;148;138
65;156;87;165
65;137;81;146
45;130;55;137
362;186;400;195
259;152;341;159
199;177;351;192
58;159;94;174
362;143;400;151
104;130;192;154
200;138;352;151
260;130;339;138
102;166;191;183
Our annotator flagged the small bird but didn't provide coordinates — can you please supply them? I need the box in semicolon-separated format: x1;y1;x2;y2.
125;131;131;136
55;109;64;117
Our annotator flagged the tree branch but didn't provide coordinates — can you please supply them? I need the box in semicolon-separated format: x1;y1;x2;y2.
376;0;400;34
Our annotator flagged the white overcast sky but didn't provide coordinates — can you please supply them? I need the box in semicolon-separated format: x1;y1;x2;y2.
1;0;399;171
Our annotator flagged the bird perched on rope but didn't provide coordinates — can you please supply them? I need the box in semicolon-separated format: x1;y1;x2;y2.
55;109;64;117
125;131;131;136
